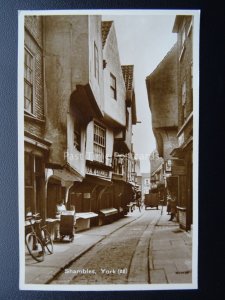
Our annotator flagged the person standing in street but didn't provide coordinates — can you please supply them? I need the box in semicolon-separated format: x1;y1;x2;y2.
55;201;66;239
168;195;177;221
136;190;142;212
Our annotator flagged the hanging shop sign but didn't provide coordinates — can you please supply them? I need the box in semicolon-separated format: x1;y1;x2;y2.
165;159;186;176
165;160;172;172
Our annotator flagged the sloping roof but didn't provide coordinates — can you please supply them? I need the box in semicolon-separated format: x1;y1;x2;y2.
121;65;137;125
101;21;113;48
121;65;134;90
146;43;177;81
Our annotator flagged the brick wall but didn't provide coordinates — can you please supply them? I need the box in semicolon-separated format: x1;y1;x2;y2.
177;16;193;130
24;119;44;137
25;16;43;48
24;16;45;139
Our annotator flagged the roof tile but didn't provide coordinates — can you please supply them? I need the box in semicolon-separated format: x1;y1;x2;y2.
121;65;134;90
101;21;113;48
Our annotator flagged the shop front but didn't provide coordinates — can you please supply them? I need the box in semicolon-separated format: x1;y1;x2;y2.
165;157;189;230
24;135;52;244
171;141;193;231
67;160;117;229
45;165;83;240
24;134;51;236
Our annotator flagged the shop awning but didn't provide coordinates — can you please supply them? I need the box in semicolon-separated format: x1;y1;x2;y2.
99;208;118;216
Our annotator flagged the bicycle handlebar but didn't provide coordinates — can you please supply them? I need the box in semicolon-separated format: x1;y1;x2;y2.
25;213;42;223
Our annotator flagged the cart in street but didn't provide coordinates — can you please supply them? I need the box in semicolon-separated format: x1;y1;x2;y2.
60;210;76;242
144;192;159;210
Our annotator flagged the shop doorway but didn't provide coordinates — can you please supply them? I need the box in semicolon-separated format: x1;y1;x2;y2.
47;178;62;218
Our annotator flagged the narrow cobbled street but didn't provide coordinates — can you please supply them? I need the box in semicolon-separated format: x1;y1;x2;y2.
50;208;192;285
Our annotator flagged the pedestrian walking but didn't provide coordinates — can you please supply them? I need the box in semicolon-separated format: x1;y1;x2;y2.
136;190;142;212
166;198;171;215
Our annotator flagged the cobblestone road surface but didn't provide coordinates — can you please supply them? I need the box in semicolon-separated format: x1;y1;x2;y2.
50;209;160;285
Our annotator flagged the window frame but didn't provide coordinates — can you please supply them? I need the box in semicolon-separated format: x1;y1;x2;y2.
73;118;81;152
94;42;99;82
93;122;106;164
110;73;117;100
24;47;34;113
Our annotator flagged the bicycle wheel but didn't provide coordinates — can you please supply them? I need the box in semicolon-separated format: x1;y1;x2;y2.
26;233;44;262
41;228;53;254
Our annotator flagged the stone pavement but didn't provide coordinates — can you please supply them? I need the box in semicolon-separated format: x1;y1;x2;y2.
23;208;145;285
22;206;192;286
149;208;192;284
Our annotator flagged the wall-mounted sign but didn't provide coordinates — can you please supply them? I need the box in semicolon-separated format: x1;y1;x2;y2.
83;193;91;199
165;159;186;175
86;166;111;179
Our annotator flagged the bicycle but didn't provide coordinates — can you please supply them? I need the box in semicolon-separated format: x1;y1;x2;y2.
25;213;53;262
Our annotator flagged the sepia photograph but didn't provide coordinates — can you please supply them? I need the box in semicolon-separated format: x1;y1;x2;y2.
18;9;200;291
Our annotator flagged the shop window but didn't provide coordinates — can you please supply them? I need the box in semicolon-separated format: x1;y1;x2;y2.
74;118;81;151
24;48;34;113
94;123;106;163
110;73;117;100
94;42;99;82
